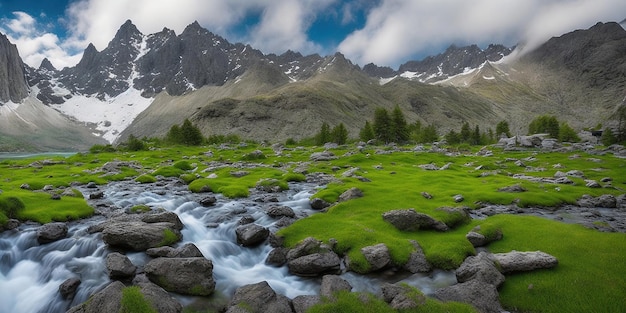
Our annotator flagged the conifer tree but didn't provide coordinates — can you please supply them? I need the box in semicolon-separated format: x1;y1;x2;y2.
359;121;375;142
316;122;331;145
391;105;409;143
373;108;393;143
331;123;349;144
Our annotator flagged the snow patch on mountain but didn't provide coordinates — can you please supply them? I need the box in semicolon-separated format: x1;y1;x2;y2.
50;88;153;143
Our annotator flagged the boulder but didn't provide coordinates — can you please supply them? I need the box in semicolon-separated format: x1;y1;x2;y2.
105;252;136;279
144;257;215;296
595;194;618;208
37;222;68;244
381;283;425;310
141;211;184;230
59;277;81;300
169;243;204;258
420;191;433;199
235;224;269;247
310;151;337;161
403;240;432;273
338;187;363;202
320;275;352;298
102;221;182;251
465;232;488;247
226;281;292;313
359;243;391;272
265;205;296;218
435;280;503;313
89;191;104;199
146;246;175;258
492;251;558;273
498;184;527;192
134;280;184;313
265;247;288;266
310;198;331;210
288;252;342;276
199;196;217;206
455;252;505;287
293;295;321;313
286;237;327;260
382;209;448;232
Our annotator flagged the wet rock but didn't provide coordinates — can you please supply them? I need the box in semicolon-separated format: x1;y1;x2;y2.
320;275;352;298
286;237;326;260
466;232;487;247
492;251;558;273
265;205;295;218
435;280;503;313
235;224;269;247
293;295;321;313
359;243;391;272
420;191;433;199
86;182;98;188
288;252;341;276
403;240;432;273
141;211;184;230
226;281;292;313
381;283;425;310
67;281;124;313
310;198;331;210
338;187;363;202
105;252;136;279
265;247;288;266
89;191;104;199
199;196;217;206
135;280;184;313
382;209;448;232
169;243;204;258
238;214;255;225
146;246;175;258
456;252;505;287
578;194;618;208
37;222;68;244
59;277;81;300
144;257;215;296
102;221;182;251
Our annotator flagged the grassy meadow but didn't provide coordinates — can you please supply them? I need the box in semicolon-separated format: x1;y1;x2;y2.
0;142;625;312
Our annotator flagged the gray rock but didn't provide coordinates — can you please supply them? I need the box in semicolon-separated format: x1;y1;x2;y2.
492;251;558;273
146;246;176;257
226;281;292;313
419;163;439;170
89;191;104;199
288;252;341;276
338;187;363;202
456;252;505;287
199;196;217;206
566;170;585;178
310;151;337;161
320;275;352;298
555;177;574;184
420;191;433;199
596;194;617;208
403;240;432;273
585;180;601;188
37;222;68;244
381;283;424;310
498;184;527;192
144;257;215;296
102;221;182;251
235;224;269;247
134;280;184;313
265;205;296;218
466;231;487;247
66;281;124;313
453;194;465;203
238;214;255;225
105;252;136;279
293;295;321;313
359;243;391;272
310;198;331;210
265;247;288;266
286;237;326;260
382;208;448;232
59;277;81;300
168;243;204;258
435;280;503;313
141;211;184;230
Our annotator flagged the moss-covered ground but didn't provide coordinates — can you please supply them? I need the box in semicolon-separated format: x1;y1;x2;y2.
0;142;625;312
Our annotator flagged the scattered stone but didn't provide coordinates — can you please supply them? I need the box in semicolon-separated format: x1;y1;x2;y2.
310;198;331;210
288;252;341;276
235;224;269;247
310;151;337;161
230;171;250;178
359;243;391;272
320;275;352;298
20;183;30;190
492;251;558;273
286;237;327;260
585;180;601;188
381;283;425;310
338;187;363;202
42;184;54;191
144;257;215;296
498;184;527;192
265;205;296;218
199;196;217;206
59;278;81;300
382;209;448;232
455;252;505;287
226;281;292;313
37;222;68;244
403;240;432;273
419;164;439;170
265;247;288;266
465;231;487;247
238;214;255;225
566;170;585;178
105;252;136;279
50;193;61;200
146;246;175;258
420;191;433;199
86;182;98;188
435;280;503;313
89;191;104;199
453;194;464;203
600;177;613;183
292;295;321;313
168;243;204;258
141;211;184;230
555;177;574;184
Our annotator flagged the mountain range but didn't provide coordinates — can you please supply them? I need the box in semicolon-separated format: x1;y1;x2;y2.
0;20;625;151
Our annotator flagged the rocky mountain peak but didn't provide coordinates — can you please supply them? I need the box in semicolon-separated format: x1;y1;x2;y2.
38;58;57;72
111;19;143;44
0;32;29;104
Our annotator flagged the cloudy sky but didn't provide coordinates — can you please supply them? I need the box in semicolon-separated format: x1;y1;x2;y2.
1;0;625;70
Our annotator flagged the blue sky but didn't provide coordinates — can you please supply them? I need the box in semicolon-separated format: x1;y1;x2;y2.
1;0;625;70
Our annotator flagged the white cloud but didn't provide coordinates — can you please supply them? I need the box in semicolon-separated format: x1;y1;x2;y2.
338;0;626;67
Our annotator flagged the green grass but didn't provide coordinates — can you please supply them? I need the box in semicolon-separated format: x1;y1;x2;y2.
136;174;157;184
120;286;157;313
159;228;181;247
130;204;151;213
153;166;185;177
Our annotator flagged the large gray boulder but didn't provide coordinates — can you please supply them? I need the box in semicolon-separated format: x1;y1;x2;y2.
286;237;328;260
141;211;184;230
435;280;503;313
144;257;215;296
493;251;558;273
382;209;448;232
59;278;81;300
37;222;68;244
292;295;321;313
338;187;363;202
455;252;505;287
320;275;352;298
146;243;204;258
403;240;432;273
105;252;136;279
381;283;425;310
265;205;296;218
226;281;292;313
235;224;269;246
288;252;341;276
358;243;391;272
102;221;182;251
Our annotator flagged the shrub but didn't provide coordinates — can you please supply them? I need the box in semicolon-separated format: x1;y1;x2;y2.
528;115;559;138
496;120;512;138
559;122;580;142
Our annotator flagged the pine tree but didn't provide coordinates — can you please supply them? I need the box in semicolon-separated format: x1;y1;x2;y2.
391;105;409;143
460;122;471;143
601;128;617;146
559;122;580;142
316;122;331;145
359;121;375;142
180;119;204;145
419;124;438;143
445;129;461;144
373;108;393;143
495;120;511;138
471;125;481;145
331;123;349;144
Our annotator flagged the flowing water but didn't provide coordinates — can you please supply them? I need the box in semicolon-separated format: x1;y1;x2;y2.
0;180;455;312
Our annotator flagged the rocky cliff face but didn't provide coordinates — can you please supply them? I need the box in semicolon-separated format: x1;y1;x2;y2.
0;33;29;104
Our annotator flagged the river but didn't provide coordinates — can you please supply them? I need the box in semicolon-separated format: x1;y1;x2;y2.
0;180;455;312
